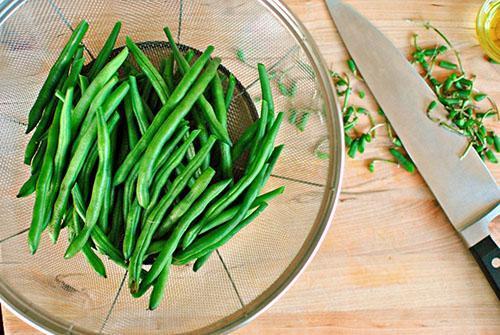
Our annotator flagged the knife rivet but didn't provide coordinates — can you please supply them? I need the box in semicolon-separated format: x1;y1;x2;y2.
492;257;500;269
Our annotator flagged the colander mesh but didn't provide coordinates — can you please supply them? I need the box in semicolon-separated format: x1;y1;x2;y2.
0;0;339;334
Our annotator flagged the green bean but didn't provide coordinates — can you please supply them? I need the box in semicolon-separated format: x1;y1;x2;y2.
162;54;175;92
113;53;218;186
148;259;171;310
183;113;282;248
164;28;231;145
148;128;196;208
126;37;170;104
193;252;212;272
196;185;284;236
79;76;119;136
185;49;195;64
191;108;211;170
212;73;233;179
27;20;88;133
257;63;275;128
49;104;122;244
175;166;268;262
47;87;74;242
175;203;268;265
123;200;142;260
134;59;221;207
152;125;189;176
231;122;258;163
17;172;39;198
247;101;269;168
30;138;47;175
70;48;129;134
124;94;140;148
129;76;151;134
128;136;216;292
109;187;125;246
262;144;284;184
27;89;63;253
78;75;89;93
69;208;107;278
224;73;236;110
143;178;229;288
87;21;122;80
64;109;112;259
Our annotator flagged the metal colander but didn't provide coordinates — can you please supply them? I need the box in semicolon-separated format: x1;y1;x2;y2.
0;0;343;334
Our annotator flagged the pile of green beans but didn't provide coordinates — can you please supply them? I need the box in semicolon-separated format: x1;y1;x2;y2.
22;21;284;310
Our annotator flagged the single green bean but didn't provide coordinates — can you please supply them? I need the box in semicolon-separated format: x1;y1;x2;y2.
162;54;175;92
247;101;269;168
191;107;211;170
193;252;212;272
123;164;139;223
389;148;415;173
123;200;142;260
152;125;189;177
175;203;268;265
231;122;258;163
87;21;122;80
164;27;231;144
142;178;229;288
257;63;275;128
27;20;88;133
129;76;151;134
197;186;284;235
212;73;233;179
176;166;268;262
64;109;112;259
128;136;216;292
148;258;171;310
113;53;218;185
70;48;129;134
108;187;125;246
79;76;119;136
69;208;107;278
78;75;89;93
126;37;170;104
124;94;140;148
185;49;195;64
17;172;39;198
148;130;199;210
135;58;221;207
262;144;284;185
224;73;236;111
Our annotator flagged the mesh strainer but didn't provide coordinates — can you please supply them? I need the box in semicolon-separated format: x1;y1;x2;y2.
0;0;344;334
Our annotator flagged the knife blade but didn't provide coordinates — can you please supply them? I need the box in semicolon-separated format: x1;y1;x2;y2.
326;0;500;297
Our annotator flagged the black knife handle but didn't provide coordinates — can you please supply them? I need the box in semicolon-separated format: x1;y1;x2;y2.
470;236;500;299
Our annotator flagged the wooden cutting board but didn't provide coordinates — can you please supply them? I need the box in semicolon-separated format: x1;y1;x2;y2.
3;0;499;334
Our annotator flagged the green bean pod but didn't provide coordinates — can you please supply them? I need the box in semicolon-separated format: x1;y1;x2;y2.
162;54;175;92
70;48;129;134
87;21;122;80
224;73;236;111
16;172;39;198
64;109;112;259
193;252;212;272
212;73;233;179
148;258;171;310
247;100;269;168
27;20;88;133
123;200;142;260
78;75;89;93
128;75;151;133
231;122;258;163
257;63;275;128
124;94;140;149
113;52;218;185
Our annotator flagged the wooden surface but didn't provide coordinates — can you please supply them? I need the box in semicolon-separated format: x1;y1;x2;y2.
3;0;500;334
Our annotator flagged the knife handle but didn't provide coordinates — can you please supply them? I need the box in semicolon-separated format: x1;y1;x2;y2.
469;235;500;299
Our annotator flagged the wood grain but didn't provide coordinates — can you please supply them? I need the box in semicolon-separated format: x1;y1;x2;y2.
3;0;500;334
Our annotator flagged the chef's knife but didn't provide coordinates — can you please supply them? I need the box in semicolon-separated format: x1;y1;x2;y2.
326;0;500;298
